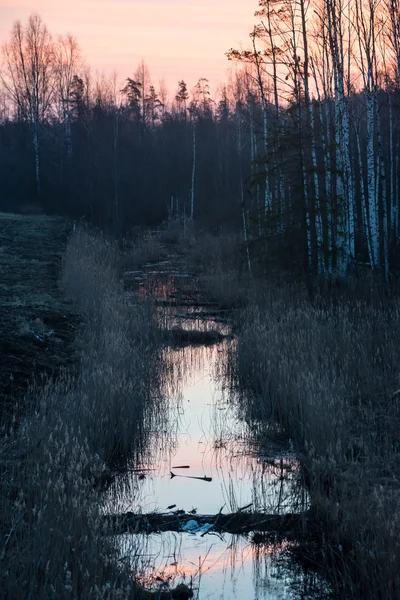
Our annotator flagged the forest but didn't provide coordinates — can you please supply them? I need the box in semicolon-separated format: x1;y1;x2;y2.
1;0;400;280
1;1;400;599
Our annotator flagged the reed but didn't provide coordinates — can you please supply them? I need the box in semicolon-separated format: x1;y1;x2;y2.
234;285;400;599
0;229;164;598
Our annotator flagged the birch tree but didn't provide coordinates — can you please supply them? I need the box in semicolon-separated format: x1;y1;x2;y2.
354;0;381;269
227;35;273;216
385;0;400;78
232;73;252;272
299;0;324;273
1;14;55;197
325;0;354;274
188;102;197;221
112;72;122;236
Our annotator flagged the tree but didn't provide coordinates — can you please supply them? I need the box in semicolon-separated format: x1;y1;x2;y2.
158;79;168;119
175;80;189;117
1;14;55;197
134;59;151;124
192;77;213;117
145;85;163;128
54;34;82;159
70;75;88;120
120;77;142;119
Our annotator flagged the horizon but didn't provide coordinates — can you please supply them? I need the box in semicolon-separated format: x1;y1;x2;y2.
0;0;257;96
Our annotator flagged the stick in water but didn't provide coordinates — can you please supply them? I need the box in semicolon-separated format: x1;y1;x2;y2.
170;471;212;482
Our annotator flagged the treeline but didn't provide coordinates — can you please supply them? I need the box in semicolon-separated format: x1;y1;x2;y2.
0;16;253;231
2;2;400;278
228;0;400;279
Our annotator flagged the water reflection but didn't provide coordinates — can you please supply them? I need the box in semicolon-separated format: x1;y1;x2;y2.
113;266;328;599
119;531;329;600
108;341;302;516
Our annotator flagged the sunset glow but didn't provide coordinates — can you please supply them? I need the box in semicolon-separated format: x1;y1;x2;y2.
0;0;257;94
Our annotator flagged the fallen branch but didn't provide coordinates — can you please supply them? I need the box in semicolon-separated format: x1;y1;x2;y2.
103;510;309;536
161;326;225;346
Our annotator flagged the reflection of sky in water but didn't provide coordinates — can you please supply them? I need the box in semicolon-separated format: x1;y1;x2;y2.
113;269;325;599
119;531;328;600
108;341;301;515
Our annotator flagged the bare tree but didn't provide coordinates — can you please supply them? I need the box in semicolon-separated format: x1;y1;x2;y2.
158;78;168;118
1;14;55;197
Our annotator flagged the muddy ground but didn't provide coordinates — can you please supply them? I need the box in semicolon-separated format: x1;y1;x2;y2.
0;212;77;419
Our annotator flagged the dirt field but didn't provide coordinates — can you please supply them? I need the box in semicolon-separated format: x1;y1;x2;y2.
0;212;76;418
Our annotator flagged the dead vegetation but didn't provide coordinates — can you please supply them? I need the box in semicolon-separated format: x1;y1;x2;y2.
168;225;400;598
162;325;225;346
0;227;164;598
123;231;169;268
105;509;308;536
175;227;251;308
62;229;164;466
232;284;400;599
0;212;75;415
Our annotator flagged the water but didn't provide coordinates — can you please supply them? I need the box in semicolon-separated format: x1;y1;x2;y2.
110;342;301;516
107;261;330;599
119;531;319;600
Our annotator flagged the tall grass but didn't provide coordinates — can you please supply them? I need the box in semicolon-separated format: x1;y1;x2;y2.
0;229;163;598
122;231;168;268
175;228;249;308
62;230;162;466
233;285;400;599
0;380;130;599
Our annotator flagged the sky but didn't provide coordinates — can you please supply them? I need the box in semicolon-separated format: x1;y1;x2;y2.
0;0;257;97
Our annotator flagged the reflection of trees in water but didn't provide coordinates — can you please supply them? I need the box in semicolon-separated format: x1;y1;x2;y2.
113;268;322;598
162;341;224;391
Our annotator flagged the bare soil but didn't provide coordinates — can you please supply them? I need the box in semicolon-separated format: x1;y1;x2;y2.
0;212;77;419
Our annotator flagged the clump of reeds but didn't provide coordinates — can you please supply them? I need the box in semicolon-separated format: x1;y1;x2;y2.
184;230;249;308
0;228;164;598
123;231;168;268
0;378;134;598
158;216;196;246
62;229;162;466
233;284;400;599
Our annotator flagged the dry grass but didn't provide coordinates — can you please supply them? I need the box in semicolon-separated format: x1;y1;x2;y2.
123;232;168;269
178;229;250;308
0;380;130;599
62;229;163;466
233;284;400;599
0;229;164;598
158;217;196;247
0;212;73;411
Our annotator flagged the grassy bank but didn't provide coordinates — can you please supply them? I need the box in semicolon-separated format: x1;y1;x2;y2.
62;230;162;466
163;225;250;308
233;291;400;598
172;225;400;599
1;227;164;598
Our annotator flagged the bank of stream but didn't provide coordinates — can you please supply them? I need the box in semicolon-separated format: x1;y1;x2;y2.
106;255;332;599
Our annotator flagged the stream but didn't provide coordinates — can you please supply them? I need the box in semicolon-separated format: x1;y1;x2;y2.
106;258;331;599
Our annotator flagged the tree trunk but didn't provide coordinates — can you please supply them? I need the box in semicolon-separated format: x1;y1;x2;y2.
33;122;40;198
190;123;196;220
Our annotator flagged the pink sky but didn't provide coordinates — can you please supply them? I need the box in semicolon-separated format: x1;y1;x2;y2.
0;0;257;97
